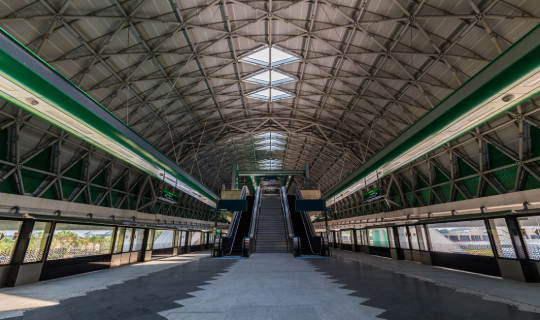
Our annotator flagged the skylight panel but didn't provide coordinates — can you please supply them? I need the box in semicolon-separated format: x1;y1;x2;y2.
247;88;293;101
245;70;295;85
270;47;299;66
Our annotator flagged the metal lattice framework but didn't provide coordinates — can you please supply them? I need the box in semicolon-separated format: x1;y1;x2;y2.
0;0;540;203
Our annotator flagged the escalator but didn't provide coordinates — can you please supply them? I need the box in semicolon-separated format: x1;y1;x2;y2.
226;195;254;256
287;194;314;255
285;186;326;255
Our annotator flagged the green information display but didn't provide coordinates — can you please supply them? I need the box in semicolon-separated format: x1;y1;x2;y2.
161;190;178;204
364;188;384;203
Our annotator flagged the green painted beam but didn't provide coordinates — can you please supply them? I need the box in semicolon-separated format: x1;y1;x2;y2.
0;28;218;206
323;25;540;203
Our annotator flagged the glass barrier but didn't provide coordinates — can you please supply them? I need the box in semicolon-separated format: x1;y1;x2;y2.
488;218;516;259
202;233;208;244
398;226;409;249
174;231;179;247
408;226;420;250
47;223;114;260
154;230;174;249
387;227;395;248
356;230;363;245
426;220;493;256
363;229;369;246
180;231;186;246
0;219;22;265
122;228;133;253
417;225;429;251
516;215;540;260
191;232;201;246
24;222;52;263
341;230;352;244
113;227;125;254
132;228;145;252
368;228;389;247
147;229;155;250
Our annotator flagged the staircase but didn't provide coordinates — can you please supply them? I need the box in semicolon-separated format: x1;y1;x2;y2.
256;196;288;253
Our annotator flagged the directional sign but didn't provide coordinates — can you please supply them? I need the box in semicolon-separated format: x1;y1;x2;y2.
295;199;325;211
218;199;247;212
364;188;384;203
160;190;178;204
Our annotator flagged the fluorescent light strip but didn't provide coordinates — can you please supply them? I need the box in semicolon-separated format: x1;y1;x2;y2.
0;75;216;207
327;66;540;206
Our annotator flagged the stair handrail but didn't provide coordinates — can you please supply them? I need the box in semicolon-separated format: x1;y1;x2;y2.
281;186;295;239
248;186;262;239
295;186;316;254
225;186;247;256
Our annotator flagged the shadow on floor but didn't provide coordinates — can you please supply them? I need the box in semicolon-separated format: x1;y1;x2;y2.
308;255;540;320
4;258;237;320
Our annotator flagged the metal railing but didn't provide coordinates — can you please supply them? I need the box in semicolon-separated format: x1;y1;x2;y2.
281;186;295;239
224;186;247;256
248;186;262;239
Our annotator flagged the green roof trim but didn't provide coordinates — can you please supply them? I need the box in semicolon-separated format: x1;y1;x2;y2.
0;27;218;206
323;24;540;202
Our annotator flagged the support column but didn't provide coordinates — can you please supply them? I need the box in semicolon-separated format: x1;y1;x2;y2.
304;163;311;189
231;164;238;190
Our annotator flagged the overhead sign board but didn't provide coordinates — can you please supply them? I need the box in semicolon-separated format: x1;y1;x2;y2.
295;199;325;212
218;199;247;212
160;190;178;204
364;188;384;203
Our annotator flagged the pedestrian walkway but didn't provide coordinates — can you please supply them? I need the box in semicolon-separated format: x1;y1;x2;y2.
1;251;540;319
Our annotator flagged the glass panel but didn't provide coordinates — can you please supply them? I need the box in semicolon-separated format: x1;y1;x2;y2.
417;225;429;251
363;229;369;246
356;230;363;245
113;227;125;254
203;233;207;244
154;230;175;249
0;219;22;265
387;227;395;248
122;228;133;253
174;231;179;247
147;229;155;250
132;228;145;252
398;226;410;249
516;215;540;260
368;228;389;247
180;231;186;246
48;223;114;260
408;226;420;250
341;230;351;244
24;222;52;263
426;220;493;256
489;218;516;259
191;232;201;246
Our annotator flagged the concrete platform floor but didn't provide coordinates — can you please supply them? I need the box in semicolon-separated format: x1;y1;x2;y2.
0;250;539;319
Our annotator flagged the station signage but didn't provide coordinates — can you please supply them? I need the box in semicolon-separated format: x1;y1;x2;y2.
218;199;247;212
364;188;384;203
160;189;178;204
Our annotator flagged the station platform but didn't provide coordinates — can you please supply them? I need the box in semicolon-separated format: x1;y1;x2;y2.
0;250;539;320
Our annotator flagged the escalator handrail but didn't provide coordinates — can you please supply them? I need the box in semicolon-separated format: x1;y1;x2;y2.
295;187;316;254
225;186;247;256
281;186;295;238
248;186;262;239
